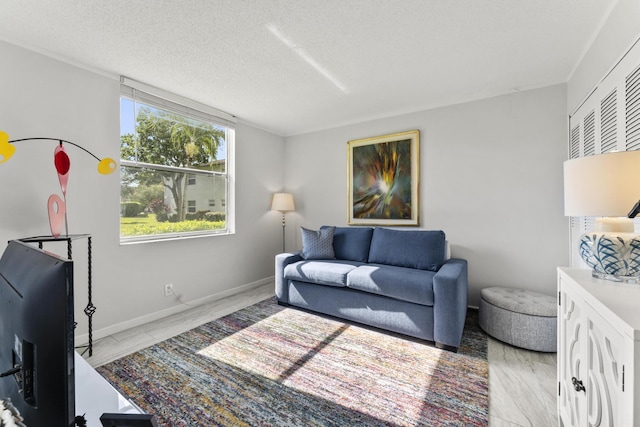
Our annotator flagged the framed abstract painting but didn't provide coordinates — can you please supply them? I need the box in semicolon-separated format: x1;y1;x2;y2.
347;130;419;226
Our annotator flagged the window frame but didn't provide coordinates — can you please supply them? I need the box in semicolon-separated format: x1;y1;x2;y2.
119;77;235;244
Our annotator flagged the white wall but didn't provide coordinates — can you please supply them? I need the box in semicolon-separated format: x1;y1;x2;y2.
568;0;640;113
0;41;285;341
285;85;569;306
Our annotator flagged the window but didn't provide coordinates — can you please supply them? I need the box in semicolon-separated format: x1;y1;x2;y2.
119;77;235;242
209;199;216;207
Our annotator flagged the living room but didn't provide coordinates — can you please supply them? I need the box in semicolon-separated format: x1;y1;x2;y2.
0;1;638;426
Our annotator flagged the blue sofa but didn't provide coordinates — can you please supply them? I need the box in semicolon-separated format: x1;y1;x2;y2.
275;226;469;352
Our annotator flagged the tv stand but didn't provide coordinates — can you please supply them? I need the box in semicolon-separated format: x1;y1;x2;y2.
18;234;96;356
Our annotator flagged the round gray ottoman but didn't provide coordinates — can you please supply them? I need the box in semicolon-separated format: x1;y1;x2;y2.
479;287;557;352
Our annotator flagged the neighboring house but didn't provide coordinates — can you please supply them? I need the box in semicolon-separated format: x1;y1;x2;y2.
163;159;226;215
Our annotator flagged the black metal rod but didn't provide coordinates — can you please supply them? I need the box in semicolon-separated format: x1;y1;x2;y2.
9;137;103;161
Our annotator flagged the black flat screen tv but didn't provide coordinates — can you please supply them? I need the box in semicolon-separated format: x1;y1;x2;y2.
0;240;75;427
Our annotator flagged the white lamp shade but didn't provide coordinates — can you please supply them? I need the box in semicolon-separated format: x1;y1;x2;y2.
271;193;295;212
564;151;640;217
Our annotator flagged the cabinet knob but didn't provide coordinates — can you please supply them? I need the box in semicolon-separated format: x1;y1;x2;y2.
571;377;586;393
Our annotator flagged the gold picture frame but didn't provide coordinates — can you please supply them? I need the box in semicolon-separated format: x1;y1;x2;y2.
347;130;419;226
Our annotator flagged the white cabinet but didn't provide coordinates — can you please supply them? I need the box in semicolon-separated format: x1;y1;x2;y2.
75;352;143;426
558;279;586;426
558;268;640;427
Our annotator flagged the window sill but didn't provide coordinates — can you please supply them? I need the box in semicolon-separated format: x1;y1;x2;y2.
119;230;232;245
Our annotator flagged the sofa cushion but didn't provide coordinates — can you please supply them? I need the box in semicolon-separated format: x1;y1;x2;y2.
301;226;336;260
284;260;362;287
321;226;374;262
368;228;446;271
347;264;435;306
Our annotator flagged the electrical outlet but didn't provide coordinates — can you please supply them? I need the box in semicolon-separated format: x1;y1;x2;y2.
164;283;174;297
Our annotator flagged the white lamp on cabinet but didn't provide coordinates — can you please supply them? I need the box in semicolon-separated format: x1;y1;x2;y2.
564;150;640;282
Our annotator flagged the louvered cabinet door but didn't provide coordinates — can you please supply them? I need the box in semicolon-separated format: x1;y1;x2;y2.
558;278;587;427
626;63;640;151
568;33;640;156
584;303;627;427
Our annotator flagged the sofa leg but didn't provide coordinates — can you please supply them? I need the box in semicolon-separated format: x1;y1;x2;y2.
435;342;458;353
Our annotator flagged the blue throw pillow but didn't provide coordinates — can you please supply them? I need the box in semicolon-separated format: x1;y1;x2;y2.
321;226;373;262
368;228;446;271
301;226;336;260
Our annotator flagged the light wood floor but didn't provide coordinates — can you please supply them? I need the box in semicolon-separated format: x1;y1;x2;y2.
86;283;557;427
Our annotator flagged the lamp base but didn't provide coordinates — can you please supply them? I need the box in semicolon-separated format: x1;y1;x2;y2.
590;270;640;284
579;217;640;283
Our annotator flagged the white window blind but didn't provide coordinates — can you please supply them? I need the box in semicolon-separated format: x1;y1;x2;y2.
120;76;236;129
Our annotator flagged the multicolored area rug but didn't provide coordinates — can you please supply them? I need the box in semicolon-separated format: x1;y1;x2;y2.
97;298;488;426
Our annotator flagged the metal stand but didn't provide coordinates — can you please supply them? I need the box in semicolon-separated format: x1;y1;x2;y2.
281;213;286;253
18;234;95;357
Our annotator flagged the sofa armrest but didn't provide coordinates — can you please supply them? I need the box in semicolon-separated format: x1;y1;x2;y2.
432;258;468;350
275;252;303;303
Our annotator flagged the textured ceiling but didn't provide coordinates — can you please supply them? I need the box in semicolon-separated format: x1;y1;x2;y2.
0;0;617;136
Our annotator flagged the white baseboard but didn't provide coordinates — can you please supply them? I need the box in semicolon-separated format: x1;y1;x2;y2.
76;276;274;345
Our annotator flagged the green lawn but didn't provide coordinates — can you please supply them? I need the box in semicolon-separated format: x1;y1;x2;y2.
120;214;159;236
120;214;225;237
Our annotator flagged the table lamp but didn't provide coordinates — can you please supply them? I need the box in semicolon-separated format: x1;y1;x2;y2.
271;193;295;252
564;150;640;282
